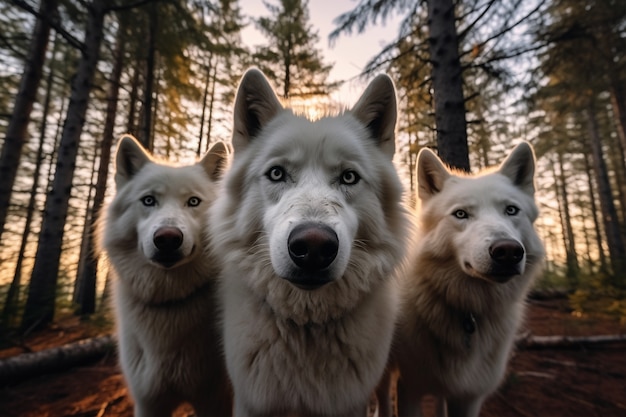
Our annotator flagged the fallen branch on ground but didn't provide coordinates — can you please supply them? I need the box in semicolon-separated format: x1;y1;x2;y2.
0;335;116;386
517;333;626;349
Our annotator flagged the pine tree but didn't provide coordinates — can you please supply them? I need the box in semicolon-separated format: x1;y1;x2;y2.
253;0;334;100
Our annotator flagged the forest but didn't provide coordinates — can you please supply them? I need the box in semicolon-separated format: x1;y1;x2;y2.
0;0;625;355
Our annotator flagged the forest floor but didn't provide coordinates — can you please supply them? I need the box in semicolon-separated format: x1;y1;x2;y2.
1;297;626;417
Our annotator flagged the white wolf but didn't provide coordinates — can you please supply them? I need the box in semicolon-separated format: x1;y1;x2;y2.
99;135;231;417
209;68;410;417
378;141;545;417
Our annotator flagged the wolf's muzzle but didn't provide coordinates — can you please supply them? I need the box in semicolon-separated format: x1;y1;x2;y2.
284;222;338;290
488;238;524;281
152;226;185;268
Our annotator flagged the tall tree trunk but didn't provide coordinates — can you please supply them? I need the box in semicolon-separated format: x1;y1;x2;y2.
608;71;626;155
76;22;127;316
126;64;140;136
426;0;469;171
21;0;107;333
205;59;219;153
140;1;158;150
583;146;608;274
0;0;58;244
606;116;626;227
197;55;213;156
555;151;579;287
1;35;60;330
73;145;99;307
585;103;626;287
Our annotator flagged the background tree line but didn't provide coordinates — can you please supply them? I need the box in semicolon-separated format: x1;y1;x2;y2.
0;0;624;336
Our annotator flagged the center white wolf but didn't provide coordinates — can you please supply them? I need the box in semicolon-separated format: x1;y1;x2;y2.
209;68;410;417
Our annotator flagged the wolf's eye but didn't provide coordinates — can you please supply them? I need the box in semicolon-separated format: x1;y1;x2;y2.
141;195;156;207
340;170;360;185
505;205;520;216
453;209;468;219
266;166;286;182
188;196;201;207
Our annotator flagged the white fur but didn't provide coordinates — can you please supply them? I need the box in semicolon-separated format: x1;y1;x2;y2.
210;68;410;417
99;135;231;417
378;142;545;417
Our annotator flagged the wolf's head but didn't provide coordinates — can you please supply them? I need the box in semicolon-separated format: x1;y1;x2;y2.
416;142;545;284
103;135;229;271
212;68;409;321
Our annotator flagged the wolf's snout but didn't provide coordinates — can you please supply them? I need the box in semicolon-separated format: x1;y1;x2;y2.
288;223;338;271
489;239;524;265
153;227;184;251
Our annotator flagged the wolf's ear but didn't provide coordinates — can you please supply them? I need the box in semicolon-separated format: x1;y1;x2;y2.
350;74;397;159
200;141;230;181
232;68;283;153
417;148;451;201
114;134;151;187
498;141;536;195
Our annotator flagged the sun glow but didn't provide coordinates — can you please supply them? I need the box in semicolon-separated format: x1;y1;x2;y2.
285;96;345;121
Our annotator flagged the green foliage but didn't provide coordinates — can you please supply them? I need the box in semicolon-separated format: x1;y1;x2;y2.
533;267;570;292
569;272;626;323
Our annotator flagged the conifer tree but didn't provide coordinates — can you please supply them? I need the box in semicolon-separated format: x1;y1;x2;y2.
254;0;334;99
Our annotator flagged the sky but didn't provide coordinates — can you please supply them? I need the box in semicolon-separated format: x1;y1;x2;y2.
240;0;405;106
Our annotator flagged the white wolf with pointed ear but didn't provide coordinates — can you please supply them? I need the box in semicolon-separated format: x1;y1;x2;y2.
210;68;411;417
377;141;545;417
100;135;232;417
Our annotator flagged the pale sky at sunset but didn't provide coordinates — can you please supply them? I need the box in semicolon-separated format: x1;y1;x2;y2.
241;0;404;106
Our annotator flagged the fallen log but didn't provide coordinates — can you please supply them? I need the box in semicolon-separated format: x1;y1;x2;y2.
2;332;626;386
0;335;116;386
517;333;626;349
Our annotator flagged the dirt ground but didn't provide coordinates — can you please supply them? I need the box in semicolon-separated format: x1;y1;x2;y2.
1;297;625;417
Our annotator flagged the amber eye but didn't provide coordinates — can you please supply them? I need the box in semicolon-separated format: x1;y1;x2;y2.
266;166;286;182
340;170;360;185
505;205;520;216
188;197;201;207
141;195;156;206
453;209;468;219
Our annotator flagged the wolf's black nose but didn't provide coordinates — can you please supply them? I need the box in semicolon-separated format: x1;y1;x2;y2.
288;223;338;271
153;227;184;251
489;239;524;265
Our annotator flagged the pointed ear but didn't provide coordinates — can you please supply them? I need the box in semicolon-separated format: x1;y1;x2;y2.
232;68;283;153
499;141;536;195
200;141;230;181
417;148;451;201
114;134;151;187
350;74;398;159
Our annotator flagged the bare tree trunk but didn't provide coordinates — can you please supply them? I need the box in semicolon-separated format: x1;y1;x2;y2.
585;103;626;287
426;0;469;171
73;145;99;307
556;150;579;287
126;64;141;136
1;35;60;330
197;56;213;157
140;1;158;150
582;144;608;274
205;59;219;153
608;76;626;154
76;22;127;316
606;117;626;227
0;0;58;244
21;0;107;333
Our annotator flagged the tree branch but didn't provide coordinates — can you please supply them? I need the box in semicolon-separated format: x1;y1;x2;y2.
9;0;84;51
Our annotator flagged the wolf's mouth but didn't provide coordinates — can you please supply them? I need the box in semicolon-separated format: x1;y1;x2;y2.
464;261;520;283
281;272;334;291
152;245;195;269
